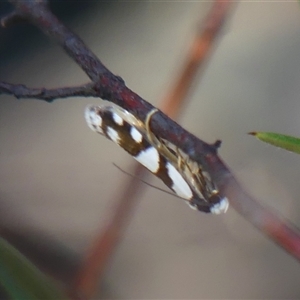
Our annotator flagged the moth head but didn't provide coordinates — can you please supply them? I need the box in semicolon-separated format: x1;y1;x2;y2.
189;191;229;214
209;192;229;214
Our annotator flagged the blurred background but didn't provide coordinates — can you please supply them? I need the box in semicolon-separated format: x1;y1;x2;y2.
1;1;300;298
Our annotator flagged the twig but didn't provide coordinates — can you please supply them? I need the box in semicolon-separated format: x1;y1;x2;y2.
160;0;234;118
73;1;235;299
2;0;215;161
0;82;97;102
1;1;300;299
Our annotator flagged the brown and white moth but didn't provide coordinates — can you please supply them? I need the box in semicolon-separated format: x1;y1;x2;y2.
85;103;228;214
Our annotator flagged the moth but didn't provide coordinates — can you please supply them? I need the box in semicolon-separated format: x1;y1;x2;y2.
85;103;228;214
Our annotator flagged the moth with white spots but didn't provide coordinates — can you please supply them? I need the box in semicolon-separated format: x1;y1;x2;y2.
85;103;228;214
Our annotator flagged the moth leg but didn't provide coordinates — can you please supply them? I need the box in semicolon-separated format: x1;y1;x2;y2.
144;108;163;149
144;109;182;168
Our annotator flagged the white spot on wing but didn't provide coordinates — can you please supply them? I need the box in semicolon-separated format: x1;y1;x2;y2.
166;162;193;199
107;127;120;143
112;112;124;125
135;147;159;173
85;106;103;133
130;127;143;143
210;197;229;214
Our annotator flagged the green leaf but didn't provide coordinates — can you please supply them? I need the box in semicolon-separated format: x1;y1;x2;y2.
0;237;66;299
249;131;300;154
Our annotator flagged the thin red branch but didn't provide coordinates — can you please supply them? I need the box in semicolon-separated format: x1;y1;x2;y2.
161;0;234;118
72;1;234;299
207;155;300;259
1;1;300;299
72;165;147;299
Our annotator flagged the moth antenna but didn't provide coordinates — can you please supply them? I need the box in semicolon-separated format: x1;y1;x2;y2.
112;163;190;203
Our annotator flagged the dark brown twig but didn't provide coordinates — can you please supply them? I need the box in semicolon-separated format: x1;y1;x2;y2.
1;10;24;27
1;1;300;299
0;82;97;102
2;0;215;162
